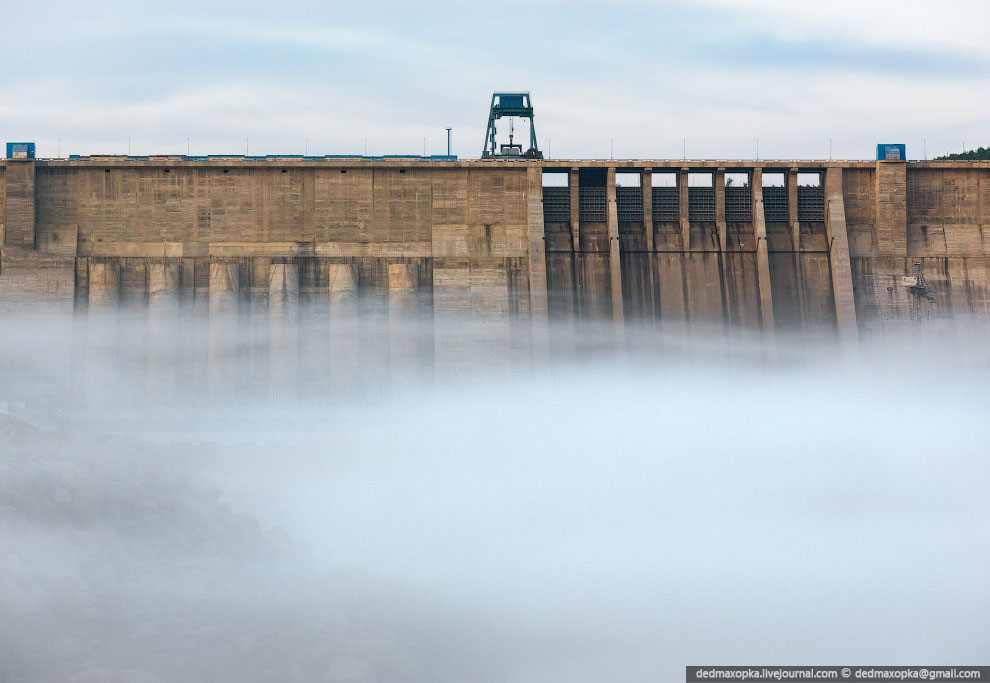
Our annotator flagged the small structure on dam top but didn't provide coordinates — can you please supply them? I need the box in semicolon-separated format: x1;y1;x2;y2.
2;102;989;358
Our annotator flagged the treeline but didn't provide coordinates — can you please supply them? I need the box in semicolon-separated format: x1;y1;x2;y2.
935;146;990;160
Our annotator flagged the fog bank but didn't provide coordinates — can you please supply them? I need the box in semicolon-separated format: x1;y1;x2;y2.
1;311;988;681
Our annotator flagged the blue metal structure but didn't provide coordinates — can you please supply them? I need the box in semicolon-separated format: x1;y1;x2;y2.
877;143;906;161
6;142;36;159
482;92;542;159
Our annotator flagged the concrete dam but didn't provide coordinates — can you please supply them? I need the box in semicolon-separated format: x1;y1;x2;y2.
2;154;990;356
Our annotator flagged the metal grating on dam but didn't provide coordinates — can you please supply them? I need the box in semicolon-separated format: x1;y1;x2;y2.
542;186;570;222
798;186;825;222
652;187;679;221
725;186;752;222
689;187;715;222
616;187;643;222
580;186;607;222
763;186;789;222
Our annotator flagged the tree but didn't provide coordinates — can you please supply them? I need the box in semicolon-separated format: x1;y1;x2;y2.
934;146;990;161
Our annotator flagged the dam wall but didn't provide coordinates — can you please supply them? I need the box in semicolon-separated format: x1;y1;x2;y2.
3;156;990;350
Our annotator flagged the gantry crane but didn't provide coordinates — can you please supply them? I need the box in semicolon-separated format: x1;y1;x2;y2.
481;92;543;159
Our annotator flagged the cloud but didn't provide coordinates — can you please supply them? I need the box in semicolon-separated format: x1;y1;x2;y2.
694;0;990;56
0;0;987;159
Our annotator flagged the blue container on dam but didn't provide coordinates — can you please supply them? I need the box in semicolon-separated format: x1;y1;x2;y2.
6;142;36;159
877;143;906;161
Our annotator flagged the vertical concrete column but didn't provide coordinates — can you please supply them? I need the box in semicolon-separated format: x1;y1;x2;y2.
116;263;149;407
824;168;860;353
180;257;197;309
209;262;240;315
526;166;550;361
248;258;271;316
146;263;181;402
117;262;148;311
714;168;732;325
295;260;327;400
874;161;908;256
787;168;800;251
328;263;359;310
148;263;181;311
715;168;727;251
208;262;240;401
642;168;654;252
388;263;417;313
268;263;299;318
3;159;36;249
568;168;580;252
388;263;419;382
606;167;624;324
244;258;270;399
750;169;776;341
85;261;121;407
679;167;690;250
328;263;359;391
88;261;120;310
641;168;657;323
268;262;299;402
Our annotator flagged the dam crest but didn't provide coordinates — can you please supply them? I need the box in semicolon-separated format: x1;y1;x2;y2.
3;155;989;356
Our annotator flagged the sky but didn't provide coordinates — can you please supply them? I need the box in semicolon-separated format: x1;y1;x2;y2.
1;0;988;160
